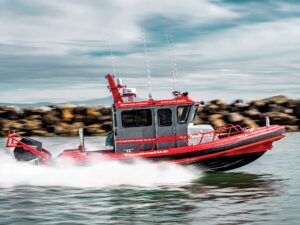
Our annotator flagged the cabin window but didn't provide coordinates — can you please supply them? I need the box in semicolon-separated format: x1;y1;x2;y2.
177;105;191;124
158;109;172;126
191;104;199;124
121;109;152;127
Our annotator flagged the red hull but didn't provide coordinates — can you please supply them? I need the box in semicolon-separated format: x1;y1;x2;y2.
5;125;285;171
57;125;285;170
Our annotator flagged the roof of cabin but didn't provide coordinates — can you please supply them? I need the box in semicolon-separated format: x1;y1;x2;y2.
114;95;195;109
105;74;203;109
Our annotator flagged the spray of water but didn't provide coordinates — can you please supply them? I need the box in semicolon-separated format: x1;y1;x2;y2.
0;151;201;188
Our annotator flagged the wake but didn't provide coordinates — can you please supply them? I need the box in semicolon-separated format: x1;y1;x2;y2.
0;151;200;188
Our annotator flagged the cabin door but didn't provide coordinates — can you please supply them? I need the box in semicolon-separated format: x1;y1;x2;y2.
155;107;175;149
115;108;156;152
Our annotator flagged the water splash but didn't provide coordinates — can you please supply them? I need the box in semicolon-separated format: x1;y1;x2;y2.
0;152;200;188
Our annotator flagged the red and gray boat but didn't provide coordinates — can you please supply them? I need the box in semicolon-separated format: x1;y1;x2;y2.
5;74;285;171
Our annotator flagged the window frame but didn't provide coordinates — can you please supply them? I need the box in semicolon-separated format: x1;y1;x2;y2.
157;108;173;127
177;105;191;124
191;104;199;124
121;109;152;128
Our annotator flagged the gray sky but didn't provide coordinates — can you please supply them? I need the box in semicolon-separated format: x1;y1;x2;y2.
0;0;299;103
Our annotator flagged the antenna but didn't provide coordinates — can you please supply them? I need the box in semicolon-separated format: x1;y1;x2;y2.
143;32;152;99
166;32;178;95
166;32;175;92
108;39;116;76
170;32;178;91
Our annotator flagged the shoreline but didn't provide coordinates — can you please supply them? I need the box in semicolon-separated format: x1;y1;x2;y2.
0;95;299;137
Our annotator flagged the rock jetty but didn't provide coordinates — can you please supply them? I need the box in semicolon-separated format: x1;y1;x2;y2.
0;95;299;137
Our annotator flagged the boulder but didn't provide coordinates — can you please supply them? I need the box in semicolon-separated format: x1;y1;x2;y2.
100;107;111;116
45;125;55;133
285;126;299;132
101;122;112;132
283;108;293;115
226;113;244;123
210;99;225;106
267;112;298;125
70;122;85;129
199;113;209;121
193;115;202;125
60;105;74;122
84;108;104;124
197;106;205;113
283;99;298;108
87;124;102;129
206;104;219;113
32;130;52;136
73;106;87;115
250;100;268;113
266;104;286;113
66;128;80;137
86;107;102;118
85;127;107;136
42;113;60;125
56;122;70;129
0;119;15;129
25;115;43;120
243;118;259;128
23;108;45;117
0;106;20;120
243;108;262;119
231;101;250;111
250;100;265;108
53;125;64;135
23;119;42;130
233;99;244;104
261;95;289;105
73;114;85;122
208;114;223;121
0;110;9;118
211;119;226;128
97;115;112;122
294;104;300;119
10;122;23;130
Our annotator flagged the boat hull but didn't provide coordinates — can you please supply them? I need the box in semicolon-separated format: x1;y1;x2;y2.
58;125;285;171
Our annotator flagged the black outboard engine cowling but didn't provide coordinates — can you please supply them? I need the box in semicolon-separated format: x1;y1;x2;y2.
14;137;43;162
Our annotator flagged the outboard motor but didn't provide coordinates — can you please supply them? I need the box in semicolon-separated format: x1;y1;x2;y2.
14;137;43;162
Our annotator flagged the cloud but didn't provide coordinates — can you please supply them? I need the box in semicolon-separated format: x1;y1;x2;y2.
203;19;300;61
0;0;236;46
0;0;299;103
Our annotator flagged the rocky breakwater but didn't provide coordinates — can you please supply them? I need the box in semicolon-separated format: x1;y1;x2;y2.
195;96;300;132
0;105;112;137
0;95;299;137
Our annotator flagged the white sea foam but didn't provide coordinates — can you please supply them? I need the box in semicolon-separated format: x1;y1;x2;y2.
0;151;200;188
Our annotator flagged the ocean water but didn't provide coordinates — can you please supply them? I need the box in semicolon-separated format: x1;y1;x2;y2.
0;133;299;225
